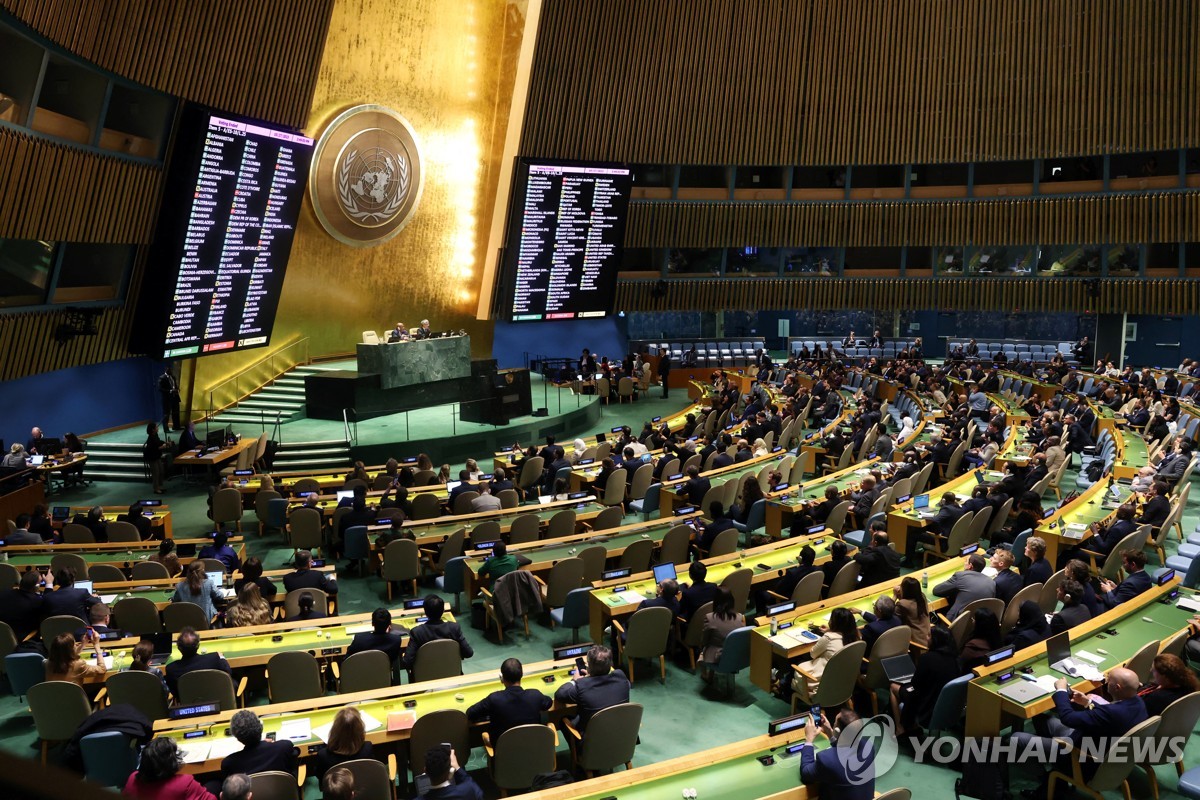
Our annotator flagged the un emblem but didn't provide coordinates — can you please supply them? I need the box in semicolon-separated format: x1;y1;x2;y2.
310;105;424;247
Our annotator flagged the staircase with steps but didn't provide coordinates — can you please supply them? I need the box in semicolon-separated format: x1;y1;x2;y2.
271;439;352;472
81;441;148;483
84;437;352;482
207;363;340;426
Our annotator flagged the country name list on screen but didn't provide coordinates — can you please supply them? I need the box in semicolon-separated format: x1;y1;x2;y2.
162;116;313;358
510;163;631;322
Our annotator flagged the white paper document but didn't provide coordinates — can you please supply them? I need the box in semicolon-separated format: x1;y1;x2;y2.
278;718;312;742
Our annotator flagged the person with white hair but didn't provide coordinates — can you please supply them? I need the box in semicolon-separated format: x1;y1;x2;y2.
414;319;432;339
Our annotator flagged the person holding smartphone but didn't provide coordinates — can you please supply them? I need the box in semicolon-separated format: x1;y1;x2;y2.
415;743;482;799
799;709;875;800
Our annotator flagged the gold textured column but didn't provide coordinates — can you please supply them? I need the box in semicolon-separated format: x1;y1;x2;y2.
192;0;531;398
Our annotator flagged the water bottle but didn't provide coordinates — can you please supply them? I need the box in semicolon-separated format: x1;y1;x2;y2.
770;616;779;635
921;571;928;589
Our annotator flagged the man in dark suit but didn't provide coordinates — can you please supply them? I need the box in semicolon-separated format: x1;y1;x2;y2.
283;550;339;596
658;352;671;399
1011;667;1146;791
7;513;41;545
198;531;242;574
990;549;1023;606
41;568;101;622
679;560;719;622
553;645;631;731
635;579;680;617
220;709;298;781
799;710;875;800
415;744;484;800
675;465;711;507
1058;504;1137;568
756;546;820;614
448;470;479;506
542;448;572;493
346;607;406;666
165;627;232;698
413;319;433;340
904;492;967;564
73;603;126;641
0;570;45;640
1063;414;1094;453
697;502;736;553
1154;441;1192;488
118;504;155;540
1137;481;1171;528
467;657;552;743
858;595;903;656
853;526;903;587
932;553;997;620
1097;549;1152;609
402;595;474;675
71;506;109;543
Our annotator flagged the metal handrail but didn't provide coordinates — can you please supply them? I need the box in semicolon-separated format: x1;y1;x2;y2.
202;337;310;420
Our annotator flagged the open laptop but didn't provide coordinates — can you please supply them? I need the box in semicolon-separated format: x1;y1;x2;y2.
1046;631;1083;677
335;490;354;503
913;493;936;518
881;653;916;684
652;562;677;584
75;580;94;593
27;455;44;466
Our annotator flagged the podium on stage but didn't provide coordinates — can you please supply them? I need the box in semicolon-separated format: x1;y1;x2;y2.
355;335;471;389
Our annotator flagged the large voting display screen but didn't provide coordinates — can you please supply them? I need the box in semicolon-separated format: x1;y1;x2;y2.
501;159;632;322
132;105;313;359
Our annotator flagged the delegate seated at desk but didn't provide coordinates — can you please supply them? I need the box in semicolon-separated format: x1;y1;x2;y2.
388;322;411;343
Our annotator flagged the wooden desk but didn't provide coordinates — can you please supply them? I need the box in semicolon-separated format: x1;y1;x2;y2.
174;438;259;477
586;532;841;644
965;579;1187;737
95;565;338;611
95;606;436;680
1033;480;1133;568
523;731;819;800
54;505;173;537
764;458;881;539
461;512;703;597
748;557;961;691
2;537;245;573
155;657;576;774
367;497;606;549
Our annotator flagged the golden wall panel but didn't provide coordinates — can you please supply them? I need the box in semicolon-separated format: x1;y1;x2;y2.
1;0;334;128
616;277;1200;316
191;0;529;397
522;0;1196;165
626;192;1200;249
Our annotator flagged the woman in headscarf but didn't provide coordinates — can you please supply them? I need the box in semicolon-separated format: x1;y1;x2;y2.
571;438;589;464
1005;600;1051;651
894;414;916;446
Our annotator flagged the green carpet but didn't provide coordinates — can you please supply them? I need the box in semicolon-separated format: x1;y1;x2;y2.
8;391;1200;798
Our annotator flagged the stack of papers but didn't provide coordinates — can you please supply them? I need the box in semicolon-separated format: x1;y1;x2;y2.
208;738;244;760
1177;596;1200;613
100;594;118;604
344;624;373;635
178;741;211;764
278;718;312;742
613;590;645;605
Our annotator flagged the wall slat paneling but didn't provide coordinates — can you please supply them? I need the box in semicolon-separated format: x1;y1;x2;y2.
521;0;1196;165
615;277;1200;316
1;0;334;128
0;127;162;242
625;192;1200;249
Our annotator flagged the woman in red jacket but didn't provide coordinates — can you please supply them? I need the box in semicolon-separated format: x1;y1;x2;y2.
123;738;215;800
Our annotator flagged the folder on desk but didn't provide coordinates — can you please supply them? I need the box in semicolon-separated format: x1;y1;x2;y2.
387;711;417;733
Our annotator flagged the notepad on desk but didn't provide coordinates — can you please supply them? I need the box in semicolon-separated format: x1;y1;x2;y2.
208;737;244;760
614;590;646;605
344;624;373;635
100;594;118;604
386;711;417;733
278;718;312;742
177;741;211;764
